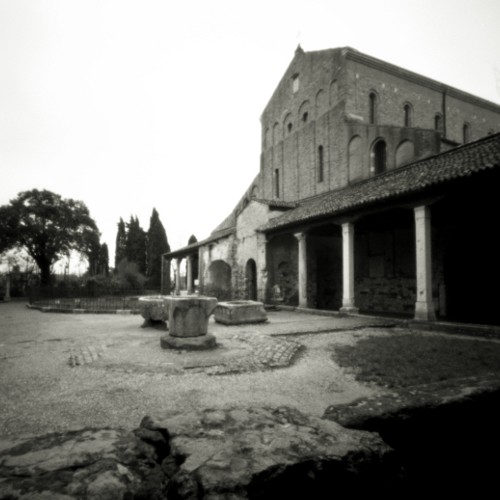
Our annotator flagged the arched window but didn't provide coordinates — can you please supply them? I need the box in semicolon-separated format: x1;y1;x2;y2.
371;139;387;174
369;92;377;124
283;113;293;137
434;113;443;133
404;103;412;127
298;100;310;126
463;122;470;143
318;145;324;183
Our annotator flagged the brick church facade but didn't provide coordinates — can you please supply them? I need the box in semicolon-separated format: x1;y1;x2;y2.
164;46;500;325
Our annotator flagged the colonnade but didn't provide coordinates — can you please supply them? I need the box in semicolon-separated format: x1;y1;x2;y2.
161;254;197;295
293;204;436;321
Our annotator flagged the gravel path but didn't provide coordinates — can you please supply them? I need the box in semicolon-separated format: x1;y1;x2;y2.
0;301;395;438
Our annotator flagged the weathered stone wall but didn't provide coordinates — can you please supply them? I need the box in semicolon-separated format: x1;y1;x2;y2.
266;233;299;305
354;214;418;315
306;234;343;310
198;235;236;300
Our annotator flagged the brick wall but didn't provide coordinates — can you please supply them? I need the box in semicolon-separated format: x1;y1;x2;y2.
259;48;500;205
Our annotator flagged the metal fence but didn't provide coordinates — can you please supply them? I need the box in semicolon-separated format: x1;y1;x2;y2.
28;284;162;312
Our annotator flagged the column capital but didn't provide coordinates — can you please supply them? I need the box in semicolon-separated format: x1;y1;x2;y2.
293;231;307;242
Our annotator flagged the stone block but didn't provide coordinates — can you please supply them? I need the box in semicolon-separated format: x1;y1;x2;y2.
138;295;169;325
214;300;268;325
167;295;217;337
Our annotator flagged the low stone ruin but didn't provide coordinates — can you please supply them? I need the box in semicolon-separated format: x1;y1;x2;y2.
214;300;268;325
138;295;169;328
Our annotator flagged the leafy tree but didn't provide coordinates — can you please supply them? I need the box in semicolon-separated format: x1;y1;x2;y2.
188;234;197;245
0;189;99;285
114;218;127;269
126;216;146;274
146;208;170;287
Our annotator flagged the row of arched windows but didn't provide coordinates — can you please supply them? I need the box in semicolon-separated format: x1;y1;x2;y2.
349;136;416;180
369;91;474;144
264;81;339;148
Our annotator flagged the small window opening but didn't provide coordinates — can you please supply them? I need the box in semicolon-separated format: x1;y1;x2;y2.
287;122;293;133
302;112;308;123
292;74;299;93
274;169;280;198
318;145;324;183
369;92;377;124
463;123;470;143
404;104;412;127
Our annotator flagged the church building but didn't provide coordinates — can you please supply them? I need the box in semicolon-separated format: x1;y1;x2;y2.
163;46;500;325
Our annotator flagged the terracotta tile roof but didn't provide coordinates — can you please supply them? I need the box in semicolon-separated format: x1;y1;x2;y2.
260;133;500;233
252;198;298;209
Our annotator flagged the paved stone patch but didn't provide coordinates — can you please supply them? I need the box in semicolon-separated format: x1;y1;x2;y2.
67;333;303;376
67;344;106;367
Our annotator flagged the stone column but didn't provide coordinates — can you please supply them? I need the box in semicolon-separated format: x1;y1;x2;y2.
186;255;194;295
175;258;182;296
414;205;436;321
294;232;308;308
340;222;358;313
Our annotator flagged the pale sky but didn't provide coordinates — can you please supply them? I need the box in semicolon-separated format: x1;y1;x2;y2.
1;0;499;270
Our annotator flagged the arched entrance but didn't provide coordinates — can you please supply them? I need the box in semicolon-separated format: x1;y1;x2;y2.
245;259;257;300
206;260;232;300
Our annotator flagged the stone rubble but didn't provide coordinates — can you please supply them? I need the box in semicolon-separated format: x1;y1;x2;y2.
0;406;405;499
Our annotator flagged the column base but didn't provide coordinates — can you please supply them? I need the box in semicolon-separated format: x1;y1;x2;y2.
414;301;436;321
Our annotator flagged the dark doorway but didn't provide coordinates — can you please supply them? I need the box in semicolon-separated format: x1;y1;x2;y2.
246;259;257;300
372;139;387;174
434;171;500;325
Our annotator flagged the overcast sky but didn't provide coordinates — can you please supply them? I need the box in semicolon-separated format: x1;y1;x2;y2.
1;0;499;270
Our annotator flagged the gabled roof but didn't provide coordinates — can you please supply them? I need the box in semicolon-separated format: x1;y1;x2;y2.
259;133;500;233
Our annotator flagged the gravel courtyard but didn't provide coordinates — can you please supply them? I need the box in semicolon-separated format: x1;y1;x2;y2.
0;301;399;439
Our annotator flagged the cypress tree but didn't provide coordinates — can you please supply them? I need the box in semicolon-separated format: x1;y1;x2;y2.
98;243;109;276
126;216;147;274
146;208;170;287
188;234;197;245
114;218;127;269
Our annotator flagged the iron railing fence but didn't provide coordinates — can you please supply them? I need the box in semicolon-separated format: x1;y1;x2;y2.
28;285;162;312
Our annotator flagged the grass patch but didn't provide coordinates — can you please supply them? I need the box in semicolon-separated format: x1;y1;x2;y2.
332;333;500;388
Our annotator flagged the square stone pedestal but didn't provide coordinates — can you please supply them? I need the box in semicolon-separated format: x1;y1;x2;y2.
161;295;218;351
214;300;268;325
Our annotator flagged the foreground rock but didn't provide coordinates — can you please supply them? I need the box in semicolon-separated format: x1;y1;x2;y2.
0;428;167;499
323;374;500;496
0;406;403;499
